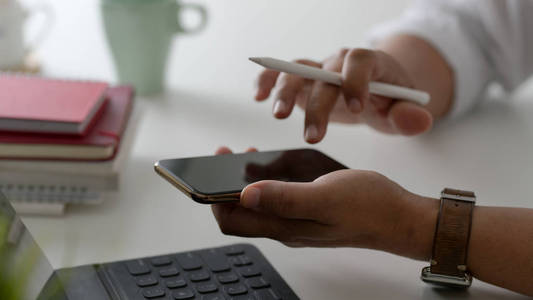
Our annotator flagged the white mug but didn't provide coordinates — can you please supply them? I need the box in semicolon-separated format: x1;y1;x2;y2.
0;0;53;69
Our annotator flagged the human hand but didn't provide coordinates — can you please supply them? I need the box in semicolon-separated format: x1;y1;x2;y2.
255;48;434;143
212;147;438;260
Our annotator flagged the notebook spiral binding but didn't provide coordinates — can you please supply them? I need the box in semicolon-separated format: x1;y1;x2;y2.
0;183;101;204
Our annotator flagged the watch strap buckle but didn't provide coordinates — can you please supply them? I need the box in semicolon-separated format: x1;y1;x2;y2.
421;266;472;288
441;188;476;203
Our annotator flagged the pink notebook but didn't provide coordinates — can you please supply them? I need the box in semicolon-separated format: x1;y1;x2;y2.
0;86;134;161
0;74;109;135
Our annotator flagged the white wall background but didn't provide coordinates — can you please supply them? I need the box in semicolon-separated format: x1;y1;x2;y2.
21;0;412;100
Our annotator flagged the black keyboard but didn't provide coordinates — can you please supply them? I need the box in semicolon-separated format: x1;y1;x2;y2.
100;244;299;300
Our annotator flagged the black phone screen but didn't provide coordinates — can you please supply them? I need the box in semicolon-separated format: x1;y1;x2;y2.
156;149;347;196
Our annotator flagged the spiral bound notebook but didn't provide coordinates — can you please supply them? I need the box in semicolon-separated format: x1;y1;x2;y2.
0;184;103;204
6;191;108;216
2;185;107;216
0;181;114;216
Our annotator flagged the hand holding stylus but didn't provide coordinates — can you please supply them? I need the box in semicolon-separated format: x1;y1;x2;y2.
249;57;430;105
251;48;436;142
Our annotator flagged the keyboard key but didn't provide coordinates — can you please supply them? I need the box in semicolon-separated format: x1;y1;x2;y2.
246;277;270;289
202;251;231;272
218;273;239;284
196;282;219;294
238;266;261;278
159;267;180;277
126;260;151;276
172;288;195;299
177;253;203;270
151;256;172;267
136;276;158;287
238;256;253;266
166;279;187;289
224;284;248;296
254;289;281;300
231;295;256;300
223;245;245;256
228;257;240;266
202;293;227;300
189;270;211;282
143;286;166;299
229;256;253;267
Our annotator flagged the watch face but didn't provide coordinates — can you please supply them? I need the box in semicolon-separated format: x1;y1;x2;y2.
420;267;472;288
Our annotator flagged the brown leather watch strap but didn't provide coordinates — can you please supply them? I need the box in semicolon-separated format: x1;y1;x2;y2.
430;188;475;277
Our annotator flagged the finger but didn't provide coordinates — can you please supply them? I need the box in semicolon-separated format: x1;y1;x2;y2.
294;82;313;110
341;48;379;113
240;180;326;221
371;95;393;112
211;202;238;224
255;69;280;101
389;101;433;135
304;81;339;143
212;203;330;242
216;146;233;155
273;60;322;119
245;147;258;153
304;49;347;143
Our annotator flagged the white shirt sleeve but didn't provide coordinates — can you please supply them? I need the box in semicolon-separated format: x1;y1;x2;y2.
368;0;533;118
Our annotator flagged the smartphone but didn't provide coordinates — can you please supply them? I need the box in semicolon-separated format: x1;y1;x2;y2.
154;148;347;204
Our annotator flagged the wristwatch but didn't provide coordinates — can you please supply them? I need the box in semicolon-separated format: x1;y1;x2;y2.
421;188;476;288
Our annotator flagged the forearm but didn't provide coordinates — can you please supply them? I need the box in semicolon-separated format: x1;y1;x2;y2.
390;195;533;296
468;206;533;296
376;34;454;119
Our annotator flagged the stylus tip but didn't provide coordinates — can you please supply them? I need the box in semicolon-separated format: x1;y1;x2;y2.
249;57;261;64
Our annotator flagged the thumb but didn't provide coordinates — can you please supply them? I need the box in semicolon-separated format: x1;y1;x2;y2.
240;180;323;220
389;102;433;135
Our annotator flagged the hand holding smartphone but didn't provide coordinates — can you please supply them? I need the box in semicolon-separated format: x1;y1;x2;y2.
154;148;347;204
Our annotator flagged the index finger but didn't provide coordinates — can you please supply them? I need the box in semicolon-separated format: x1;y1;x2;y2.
304;49;347;143
255;69;280;101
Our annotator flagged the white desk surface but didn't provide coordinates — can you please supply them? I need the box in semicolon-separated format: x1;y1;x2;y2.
20;0;532;299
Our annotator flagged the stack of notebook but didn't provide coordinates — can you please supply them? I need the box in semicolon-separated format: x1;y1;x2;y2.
0;74;135;215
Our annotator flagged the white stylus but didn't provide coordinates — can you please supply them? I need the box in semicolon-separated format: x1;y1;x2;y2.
249;57;430;105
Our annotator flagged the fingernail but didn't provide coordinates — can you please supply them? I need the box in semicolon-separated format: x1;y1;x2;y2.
273;100;287;115
349;98;362;112
305;125;319;142
255;89;263;100
242;187;261;208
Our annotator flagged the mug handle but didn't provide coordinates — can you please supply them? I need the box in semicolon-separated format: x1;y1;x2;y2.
25;3;55;53
176;3;208;34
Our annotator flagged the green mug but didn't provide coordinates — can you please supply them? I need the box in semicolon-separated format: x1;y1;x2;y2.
101;0;207;95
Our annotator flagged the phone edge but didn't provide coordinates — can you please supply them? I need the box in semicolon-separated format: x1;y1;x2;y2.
154;161;241;204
